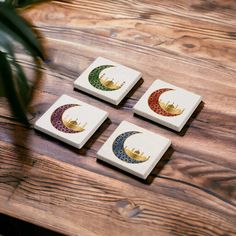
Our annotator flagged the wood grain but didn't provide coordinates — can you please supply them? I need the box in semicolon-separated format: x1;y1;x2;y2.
1;0;236;235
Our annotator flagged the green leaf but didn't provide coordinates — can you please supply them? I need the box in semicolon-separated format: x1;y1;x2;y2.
0;31;13;97
0;1;15;6
0;31;14;55
0;4;44;60
16;0;46;8
0;31;30;104
0;76;5;96
0;51;29;123
0;0;48;8
12;59;31;105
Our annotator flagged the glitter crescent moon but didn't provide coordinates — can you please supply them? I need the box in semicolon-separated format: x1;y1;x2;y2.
148;88;183;117
50;104;83;133
88;65;123;91
112;131;149;164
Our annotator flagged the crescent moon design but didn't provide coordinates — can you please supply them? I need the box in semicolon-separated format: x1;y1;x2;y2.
112;131;150;164
51;104;85;133
148;88;184;117
88;65;124;91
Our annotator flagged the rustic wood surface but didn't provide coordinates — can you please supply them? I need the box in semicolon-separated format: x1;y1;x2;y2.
0;0;236;235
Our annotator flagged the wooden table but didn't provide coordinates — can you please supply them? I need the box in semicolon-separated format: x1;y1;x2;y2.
0;1;236;235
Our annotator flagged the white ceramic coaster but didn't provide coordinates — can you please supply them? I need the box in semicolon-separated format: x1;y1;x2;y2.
97;121;171;179
133;80;202;132
74;57;142;105
34;95;108;149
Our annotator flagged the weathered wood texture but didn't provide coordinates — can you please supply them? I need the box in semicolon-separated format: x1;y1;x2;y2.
0;0;236;235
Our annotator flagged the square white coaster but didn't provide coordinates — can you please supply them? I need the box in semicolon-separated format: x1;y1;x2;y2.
97;121;171;179
74;57;142;105
133;80;202;132
34;95;108;149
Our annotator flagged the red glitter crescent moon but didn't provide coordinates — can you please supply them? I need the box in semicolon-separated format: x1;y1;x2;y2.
148;88;178;117
50;104;80;133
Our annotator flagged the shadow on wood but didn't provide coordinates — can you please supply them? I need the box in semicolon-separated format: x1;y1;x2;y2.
96;145;174;185
134;101;205;136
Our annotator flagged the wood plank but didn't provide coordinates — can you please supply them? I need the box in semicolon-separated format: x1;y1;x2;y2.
23;0;236;71
0;141;235;236
0;0;236;235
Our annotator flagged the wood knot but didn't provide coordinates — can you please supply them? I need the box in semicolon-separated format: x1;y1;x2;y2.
115;199;142;218
177;36;201;53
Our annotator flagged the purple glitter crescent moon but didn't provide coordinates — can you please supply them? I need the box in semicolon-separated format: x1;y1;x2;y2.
50;104;80;133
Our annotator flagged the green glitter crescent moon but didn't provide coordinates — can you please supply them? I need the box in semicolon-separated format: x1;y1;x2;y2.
88;65;123;91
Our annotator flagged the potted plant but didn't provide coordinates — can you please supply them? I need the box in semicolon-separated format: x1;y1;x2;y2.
0;0;45;124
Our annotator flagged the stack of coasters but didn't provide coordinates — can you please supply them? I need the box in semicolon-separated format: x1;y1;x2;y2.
97;121;171;179
34;95;108;149
133;80;202;132
74;57;142;105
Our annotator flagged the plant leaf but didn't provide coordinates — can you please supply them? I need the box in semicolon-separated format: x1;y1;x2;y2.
0;0;50;8
0;51;28;123
0;4;44;60
16;0;46;8
0;31;13;97
12;59;31;105
0;31;14;55
0;76;5;96
0;31;30;104
0;1;14;6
